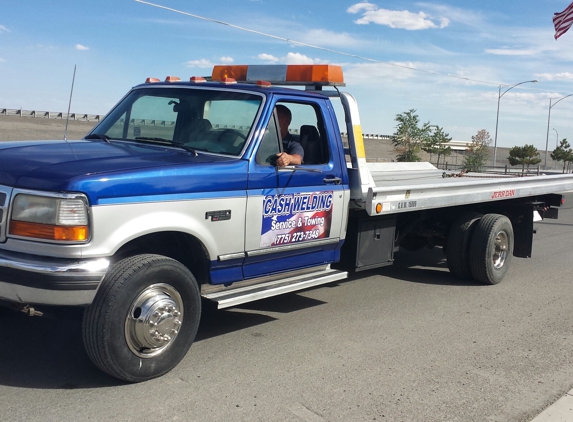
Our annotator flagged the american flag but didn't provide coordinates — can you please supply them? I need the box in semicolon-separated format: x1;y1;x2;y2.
554;1;573;39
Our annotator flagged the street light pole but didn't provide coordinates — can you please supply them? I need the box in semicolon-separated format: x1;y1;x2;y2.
544;94;573;169
493;80;538;168
554;128;558;149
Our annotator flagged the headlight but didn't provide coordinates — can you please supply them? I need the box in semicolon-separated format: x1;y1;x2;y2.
9;193;89;242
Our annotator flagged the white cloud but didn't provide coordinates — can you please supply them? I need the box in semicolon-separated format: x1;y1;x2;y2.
485;48;535;56
347;3;449;30
258;53;279;63
345;62;417;83
0;25;9;33
219;56;234;63
284;52;319;64
301;29;362;48
185;59;214;68
416;3;485;30
75;44;89;51
534;72;573;81
0;58;4;62
347;2;377;14
257;52;328;65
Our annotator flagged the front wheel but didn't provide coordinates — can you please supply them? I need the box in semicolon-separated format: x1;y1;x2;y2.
83;254;201;382
469;214;514;285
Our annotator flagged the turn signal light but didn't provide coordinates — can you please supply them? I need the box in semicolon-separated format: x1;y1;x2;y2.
10;220;89;242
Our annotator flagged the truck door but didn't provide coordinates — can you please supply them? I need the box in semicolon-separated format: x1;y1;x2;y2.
244;98;348;279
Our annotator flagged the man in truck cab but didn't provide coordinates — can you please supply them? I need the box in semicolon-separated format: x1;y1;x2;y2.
275;104;304;166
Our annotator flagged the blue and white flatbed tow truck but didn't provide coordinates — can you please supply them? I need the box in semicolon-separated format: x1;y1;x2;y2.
1;64;573;382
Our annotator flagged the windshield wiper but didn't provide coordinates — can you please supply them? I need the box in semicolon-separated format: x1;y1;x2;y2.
133;137;198;156
134;136;171;143
84;133;111;143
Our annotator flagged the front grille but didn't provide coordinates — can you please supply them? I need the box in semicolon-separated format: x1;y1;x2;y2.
0;185;12;243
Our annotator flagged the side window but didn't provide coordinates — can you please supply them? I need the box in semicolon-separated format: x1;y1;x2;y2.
256;112;281;165
279;102;330;165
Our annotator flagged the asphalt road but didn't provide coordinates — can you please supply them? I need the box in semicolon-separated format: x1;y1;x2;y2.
1;194;573;422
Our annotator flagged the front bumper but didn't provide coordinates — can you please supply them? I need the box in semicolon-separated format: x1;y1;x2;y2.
0;249;109;306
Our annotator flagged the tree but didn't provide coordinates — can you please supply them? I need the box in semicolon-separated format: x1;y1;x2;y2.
462;129;491;172
422;126;452;168
550;138;572;173
391;109;432;162
507;144;542;174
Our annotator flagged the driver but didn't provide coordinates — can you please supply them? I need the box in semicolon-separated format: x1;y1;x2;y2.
275;105;303;166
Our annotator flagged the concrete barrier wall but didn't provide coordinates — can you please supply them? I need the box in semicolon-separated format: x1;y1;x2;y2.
1;108;102;122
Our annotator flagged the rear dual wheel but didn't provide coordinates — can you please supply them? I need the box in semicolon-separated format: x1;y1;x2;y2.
469;214;514;285
446;212;483;279
83;254;201;382
447;213;514;285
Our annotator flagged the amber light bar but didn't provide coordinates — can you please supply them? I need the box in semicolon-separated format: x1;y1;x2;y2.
10;220;89;242
211;64;345;86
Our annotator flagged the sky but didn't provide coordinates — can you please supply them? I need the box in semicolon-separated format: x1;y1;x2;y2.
1;0;573;151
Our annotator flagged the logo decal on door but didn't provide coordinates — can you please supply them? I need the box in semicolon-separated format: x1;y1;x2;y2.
260;191;333;247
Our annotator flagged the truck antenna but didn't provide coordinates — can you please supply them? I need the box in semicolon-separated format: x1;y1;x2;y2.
64;65;77;141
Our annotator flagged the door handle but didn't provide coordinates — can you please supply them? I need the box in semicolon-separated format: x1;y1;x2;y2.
323;176;342;185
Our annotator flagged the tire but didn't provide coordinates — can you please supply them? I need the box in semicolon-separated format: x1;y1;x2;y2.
446;212;483;279
0;305;14;319
469;214;514;285
82;254;201;382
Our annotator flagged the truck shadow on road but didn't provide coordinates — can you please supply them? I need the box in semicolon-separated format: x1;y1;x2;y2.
378;248;483;287
0;246;480;389
0;293;326;389
0;312;115;389
196;294;326;341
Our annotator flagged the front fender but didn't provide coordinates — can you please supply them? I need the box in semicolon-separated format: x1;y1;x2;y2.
85;197;247;260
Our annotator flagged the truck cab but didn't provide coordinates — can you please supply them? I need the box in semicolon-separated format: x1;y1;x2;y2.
0;64;357;382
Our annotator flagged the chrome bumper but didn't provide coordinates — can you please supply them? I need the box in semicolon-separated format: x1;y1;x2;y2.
0;249;109;306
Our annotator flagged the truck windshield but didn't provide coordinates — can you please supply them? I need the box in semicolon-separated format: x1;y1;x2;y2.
89;87;263;156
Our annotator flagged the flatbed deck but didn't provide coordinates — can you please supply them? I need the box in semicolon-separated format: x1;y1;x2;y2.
364;162;573;216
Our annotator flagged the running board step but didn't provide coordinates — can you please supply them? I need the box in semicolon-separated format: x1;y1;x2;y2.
202;268;348;309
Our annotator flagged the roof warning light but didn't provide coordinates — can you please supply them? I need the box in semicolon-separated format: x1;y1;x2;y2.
211;64;345;86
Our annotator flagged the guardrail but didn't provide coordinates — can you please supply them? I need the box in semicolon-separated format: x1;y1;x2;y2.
341;132;392;140
1;108;102;122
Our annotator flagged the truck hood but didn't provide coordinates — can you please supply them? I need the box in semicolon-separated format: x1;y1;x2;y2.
0;140;248;204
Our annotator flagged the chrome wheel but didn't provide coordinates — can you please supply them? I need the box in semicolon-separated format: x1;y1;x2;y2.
469;214;514;285
83;255;201;382
492;231;509;269
125;283;184;358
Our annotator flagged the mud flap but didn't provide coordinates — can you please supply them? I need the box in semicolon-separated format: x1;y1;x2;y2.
511;204;534;258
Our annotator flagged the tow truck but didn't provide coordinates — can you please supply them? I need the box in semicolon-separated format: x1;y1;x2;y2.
1;64;572;382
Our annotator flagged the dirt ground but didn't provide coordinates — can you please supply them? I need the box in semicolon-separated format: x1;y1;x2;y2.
0;115;97;142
